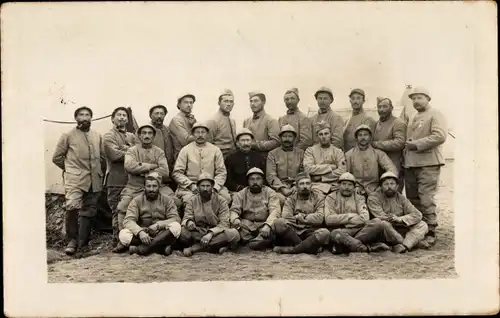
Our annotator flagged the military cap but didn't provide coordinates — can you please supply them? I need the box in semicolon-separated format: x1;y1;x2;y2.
236;127;254;140
137;123;157;136
74;106;93;119
197;172;215;185
284;87;299;99
316;123;331;135
376;97;393;106
408;86;431;101
248;91;265;99
354;124;372;137
111;107;129;118
177;93;196;109
349;88;366;98
219;89;234;99
279;124;297;137
380;171;399;184
246;167;265;178
295;172;311;183
149;105;168;117
314;87;334;100
145;171;162;185
191;122;210;133
338;172;357;184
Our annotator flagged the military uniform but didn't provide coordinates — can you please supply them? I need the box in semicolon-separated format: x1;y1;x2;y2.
225;149;266;192
169;111;197;158
278;88;313;150
343;110;377;152
303;143;346;196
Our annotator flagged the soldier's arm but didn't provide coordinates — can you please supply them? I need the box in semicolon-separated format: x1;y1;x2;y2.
355;194;370;222
255;118;280;151
303;147;333;175
264;189;282;226
124;148;151;175
374;120;407;151
304;196;325;226
152;151;170;182
52;133;69;170
377;150;398;174
266;151;286;191
210;199;230;235
181;197;195;227
213;148;227;192
366;193;389;220
172;148;195;189
229;190;243;224
224;155;238;192
169;116;195;146
281;197;297;224
414;112;448;152
157;198;181;227
164;130;175;171
330;115;345;150
364;116;377;133
297;117;313;150
324;195;363;227
331;149;347;179
400;197;423;226
123;198;144;236
205;119;217;144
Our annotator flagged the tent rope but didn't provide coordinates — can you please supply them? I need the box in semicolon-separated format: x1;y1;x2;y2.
43;114;112;124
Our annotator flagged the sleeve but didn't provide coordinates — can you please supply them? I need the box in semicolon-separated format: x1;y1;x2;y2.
303;147;333;175
255;118;281;151
157;197;182;227
211;199;231;235
169;116;195;147
377;150;398;174
304;196;325;226
172;147;195;189
123;197;144;236
325;194;356;227
281;196;297;224
205;118;217;144
264;189;282;226
229;190;243;224
124;147;150;175
331;149;347;179
224;155;238;192
213;148;227;192
52;133;69;170
366;192;389;220
355;193;370;222
99;134;106;165
164;130;175;172
364;116;377;134
345;150;352;173
414;112;448;152
330;114;345;150
400;197;423;226
297;117;313;150
181;196;195;226
374;120;407;152
152;150;170;183
266;150;285;191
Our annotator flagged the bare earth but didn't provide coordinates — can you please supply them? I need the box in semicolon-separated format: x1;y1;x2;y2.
47;162;455;282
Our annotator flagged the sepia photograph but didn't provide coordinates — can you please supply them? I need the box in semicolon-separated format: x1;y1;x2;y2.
2;1;498;316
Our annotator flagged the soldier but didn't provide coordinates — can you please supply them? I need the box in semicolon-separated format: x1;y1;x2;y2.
225;128;267;194
243;91;281;157
149;104;175;173
118;172;182;256
266;125;305;206
172;122;231;207
367;171;429;253
272;172;330;254
309;87;344;149
343;89;377;152
278;88;313;150
404;87;447;248
230;167;281;250
52;106;105;255
206;89;238;159
372;97;407;193
179;173;241;256
169;93;197;158
345;124;397;196
103;107;139;246
325;172;390;254
303;124;347;197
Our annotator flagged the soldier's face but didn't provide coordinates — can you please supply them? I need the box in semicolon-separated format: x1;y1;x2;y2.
179;97;194;113
280;132;296;148
112;110;128;128
145;180;160;200
296;178;312;195
316;93;332;109
250;96;264;113
248;174;264;193
381;178;398;197
76;109;92;129
219;95;234;113
198;180;213;199
349;93;365;110
139;128;155;145
193;127;208;144
411;94;429;112
339;181;355;197
377;100;393;119
317;129;331;146
151;109;166;126
284;93;299;110
237;135;253;152
356;130;371;146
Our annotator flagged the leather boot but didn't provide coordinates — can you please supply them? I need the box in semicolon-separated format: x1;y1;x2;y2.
183;243;204;257
207;233;231;252
112;242;128;253
367;242;391;253
78;216;93;249
281;227;302;246
290;234;323;254
134;230;176;256
333;232;368;252
64;209;79;255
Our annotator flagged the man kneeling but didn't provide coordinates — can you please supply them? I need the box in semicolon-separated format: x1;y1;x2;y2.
367;171;429;253
118;172;182;256
230;167;281;250
273;172;330;254
179;172;241;256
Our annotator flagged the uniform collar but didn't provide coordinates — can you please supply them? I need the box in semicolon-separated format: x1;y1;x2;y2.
318;107;331;114
218;109;231;117
253;110;265;120
286;108;299;115
113;126;127;134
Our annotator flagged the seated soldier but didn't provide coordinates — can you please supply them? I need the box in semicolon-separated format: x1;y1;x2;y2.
345;124;397;196
303;124;346;197
266;124;305;206
173;122;232;208
367;171;429;253
230;167;281;250
179;172;241;257
325;172;390;254
117;172;182;256
272;172;330;254
115;124;180;252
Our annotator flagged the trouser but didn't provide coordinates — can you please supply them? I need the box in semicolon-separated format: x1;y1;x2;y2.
397;169;405;193
378;220;428;250
107;186;124;240
176;186;232;207
405;166;440;233
64;186;100;247
238;220;274;250
273;218;330;254
119;229;177;255
329;218;387;252
179;227;240;252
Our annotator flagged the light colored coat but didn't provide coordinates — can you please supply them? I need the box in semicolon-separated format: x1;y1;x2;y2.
169;112;196;158
206;110;237;154
367;188;423;227
372;115;407;172
278;110;313;150
243;110;280;152
229;186;281;229
309;108;344;149
181;194;231;235
151;123;176;171
124;144;170;190
282;192;325;233
103;127;139;187
343;110;377;152
324;191;369;229
266;147;304;191
303;144;346;193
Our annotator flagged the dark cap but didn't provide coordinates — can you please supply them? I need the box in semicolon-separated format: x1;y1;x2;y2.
349;88;365;98
149;105;168;117
74;106;93;119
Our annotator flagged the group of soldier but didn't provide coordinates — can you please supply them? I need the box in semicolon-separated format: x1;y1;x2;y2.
52;85;448;258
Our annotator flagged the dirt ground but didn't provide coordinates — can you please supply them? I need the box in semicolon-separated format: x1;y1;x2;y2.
47;162;456;282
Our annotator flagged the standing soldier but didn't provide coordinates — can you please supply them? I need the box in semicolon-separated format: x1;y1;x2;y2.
343;89;377;152
309;87;344;149
243;91;281;157
278;88;313;150
403;87;447;248
149;104;175;175
169;93;197;158
52;106;104;255
206;89;238;159
266;125;305;206
372;97;407;192
103;107;139;246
